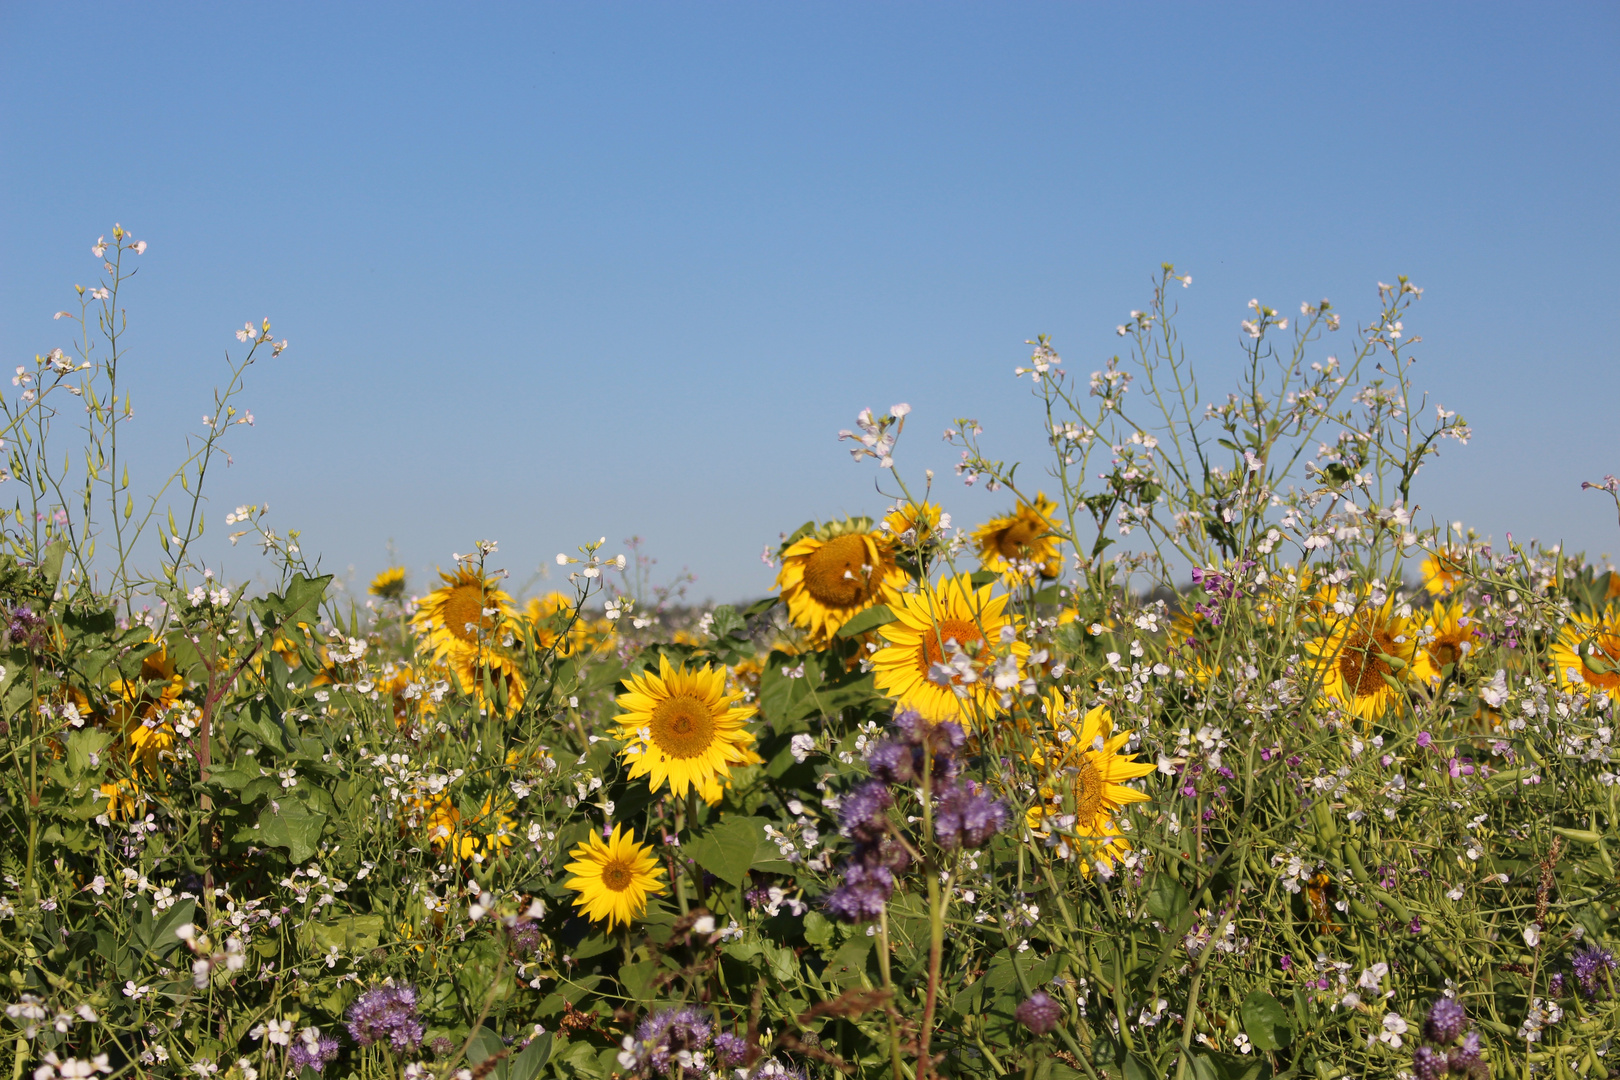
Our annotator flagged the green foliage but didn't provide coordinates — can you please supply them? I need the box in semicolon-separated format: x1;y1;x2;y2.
1;239;1616;1080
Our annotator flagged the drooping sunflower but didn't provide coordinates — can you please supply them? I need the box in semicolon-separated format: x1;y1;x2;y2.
1549;606;1620;694
1420;549;1468;597
614;655;762;804
872;573;1029;724
1306;597;1417;721
452;794;517;862
1024;692;1154;864
882;501;944;547
563;824;666;930
776;519;907;644
97;776;147;822
110;645;187;772
412;567;525;710
369;567;407;601
1412;599;1479;685
413;567;518;655
973;492;1063;583
524;592;588;656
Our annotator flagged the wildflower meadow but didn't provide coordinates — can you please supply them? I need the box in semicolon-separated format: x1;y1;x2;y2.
4;227;1619;1080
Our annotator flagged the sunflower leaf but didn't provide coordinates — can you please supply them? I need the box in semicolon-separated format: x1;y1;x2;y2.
687;816;770;886
835;605;895;638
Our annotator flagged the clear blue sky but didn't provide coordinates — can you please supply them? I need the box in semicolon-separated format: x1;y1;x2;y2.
2;4;1616;602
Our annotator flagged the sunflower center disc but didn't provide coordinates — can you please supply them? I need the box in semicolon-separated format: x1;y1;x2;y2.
995;517;1042;557
1432;641;1461;669
1073;757;1104;823
442;585;491;643
802;534;876;608
1338;627;1393;697
650;695;717;759
601;859;633;892
920;619;987;679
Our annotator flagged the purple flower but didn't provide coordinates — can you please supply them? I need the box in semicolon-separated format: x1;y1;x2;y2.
1572;944;1617;998
1447;1030;1484;1075
1424;997;1466;1044
822;864;894;923
1412;1046;1447;1080
712;1032;749;1068
865;739;915;785
288;1031;340;1074
346;985;424;1052
932;780;1007;850
1278;953;1292;971
630;1007;713;1074
1548;972;1566;998
1014;992;1063;1035
508;920;542;957
1415;731;1433;749
838;781;893;842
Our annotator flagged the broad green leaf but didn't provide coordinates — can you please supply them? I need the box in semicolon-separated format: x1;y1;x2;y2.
509;1035;551;1080
1241;989;1293;1051
1144;873;1190;924
687;816;769;886
257;800;327;863
835;604;895;638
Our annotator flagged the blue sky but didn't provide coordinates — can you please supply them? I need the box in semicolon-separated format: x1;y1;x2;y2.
2;3;1616;602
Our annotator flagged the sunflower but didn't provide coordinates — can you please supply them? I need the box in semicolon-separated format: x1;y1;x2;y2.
97;776;146;822
1412;599;1479;685
1024;692;1154;862
109;645;186;772
563;824;666;929
369;567;407;600
1306;597;1417;721
412;567;518;659
973;492;1063;583
380;663;441;726
524;592;588;656
614;655;762;804
1549;606;1620;694
1420;549;1468;597
776;519;907;644
452;794;517;862
883;501;944;547
413;567;526;711
872;573;1029;724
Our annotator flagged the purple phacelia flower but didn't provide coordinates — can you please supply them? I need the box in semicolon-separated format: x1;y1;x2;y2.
346;985;425;1052
838;781;893;842
1424;997;1466;1044
288;1031;340;1074
932;779;1007;850
630;1007;713;1074
1014;992;1063;1035
1412;1046;1447;1080
822;864;894;923
712;1032;749;1068
1572;944;1617;998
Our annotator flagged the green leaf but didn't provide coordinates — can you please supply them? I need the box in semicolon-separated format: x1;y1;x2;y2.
709;605;749;640
257;800;327;863
40;539;69;604
835;604;895;638
969;570;999;588
509;1035;551;1080
1240;989;1293;1051
1144;873;1190;924
742;596;779;619
466;1027;505;1068
803;911;834;950
1190;1051;1270;1080
687;816;769;886
148;899;198;961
